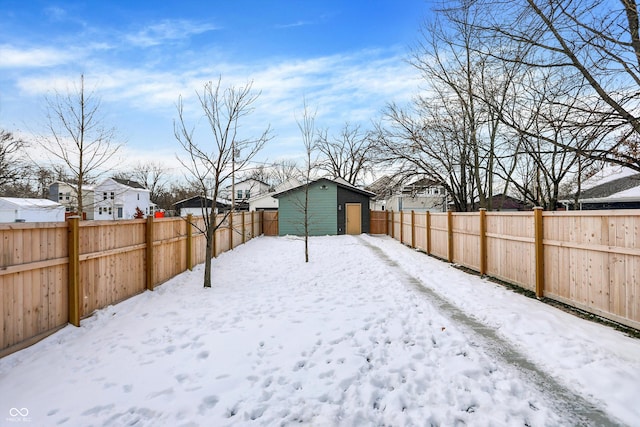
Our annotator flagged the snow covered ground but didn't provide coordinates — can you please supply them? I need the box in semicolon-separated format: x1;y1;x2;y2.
1;235;639;426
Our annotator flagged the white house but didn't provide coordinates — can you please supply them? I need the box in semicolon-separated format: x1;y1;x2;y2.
93;178;152;220
0;197;66;223
367;176;448;212
220;178;270;207
249;178;302;211
48;181;95;220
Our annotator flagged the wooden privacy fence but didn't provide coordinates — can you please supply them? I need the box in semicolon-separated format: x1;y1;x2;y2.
0;211;264;357
371;209;640;331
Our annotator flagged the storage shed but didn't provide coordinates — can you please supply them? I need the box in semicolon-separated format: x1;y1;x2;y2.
0;197;66;223
273;178;375;236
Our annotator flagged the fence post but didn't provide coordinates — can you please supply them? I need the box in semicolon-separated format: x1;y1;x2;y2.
229;211;234;250
479;208;487;275
390;211;394;239
534;207;545;298
426;211;431;255
411;210;416;248
251;211;255;240
211;214;220;258
67;216;81;327
400;210;404;244
146;215;154;291
447;210;454;263
385;210;389;235
186;214;193;271
242;212;246;244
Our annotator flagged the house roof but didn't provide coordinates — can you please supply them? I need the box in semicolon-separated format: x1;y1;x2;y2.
173;195;230;207
50;181;95;191
0;197;64;208
223;178;269;190
248;178;303;203
272;177;375;198
577;173;640;202
112;178;147;189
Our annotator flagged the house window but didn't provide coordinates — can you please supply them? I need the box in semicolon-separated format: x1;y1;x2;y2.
117;207;123;218
137;194;139;200
237;190;243;199
59;192;63;201
98;207;103;215
108;207;112;216
245;190;250;199
103;192;107;200
110;192;114;200
65;192;70;201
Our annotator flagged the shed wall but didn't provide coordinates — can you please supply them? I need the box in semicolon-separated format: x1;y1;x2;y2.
278;183;337;236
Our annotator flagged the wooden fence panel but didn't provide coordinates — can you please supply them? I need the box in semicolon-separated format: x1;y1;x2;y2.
485;212;536;292
0;223;68;355
369;211;387;235
191;217;207;265
393;214;401;241
78;220;146;318
543;211;640;327
153;218;188;285
401;212;412;246
430;213;449;259
262;211;278;236
414;213;428;252
452;213;480;270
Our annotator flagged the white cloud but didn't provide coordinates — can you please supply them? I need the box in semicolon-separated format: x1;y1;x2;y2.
124;19;219;47
6;43;420;162
0;44;77;68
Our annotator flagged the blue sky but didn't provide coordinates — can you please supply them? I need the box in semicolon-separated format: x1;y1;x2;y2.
0;0;429;176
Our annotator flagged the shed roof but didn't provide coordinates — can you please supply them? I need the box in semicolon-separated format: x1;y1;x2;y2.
0;197;63;208
272;177;375;199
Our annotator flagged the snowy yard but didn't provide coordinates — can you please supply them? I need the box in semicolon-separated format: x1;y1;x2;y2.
1;235;639;426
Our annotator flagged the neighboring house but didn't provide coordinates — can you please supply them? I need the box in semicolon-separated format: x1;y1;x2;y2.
220;178;270;207
570;170;640;210
173;196;230;217
472;194;532;211
368;177;447;212
249;178;302;211
366;175;398;211
0;197;66;223
93;178;152;220
48;181;95;220
273;177;375;236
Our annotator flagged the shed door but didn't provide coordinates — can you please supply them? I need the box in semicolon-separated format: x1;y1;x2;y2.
346;203;362;235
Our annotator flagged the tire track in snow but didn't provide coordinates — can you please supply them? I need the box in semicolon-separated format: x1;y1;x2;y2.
357;235;623;427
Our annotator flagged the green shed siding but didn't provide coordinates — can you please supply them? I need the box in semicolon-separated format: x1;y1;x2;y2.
278;182;337;236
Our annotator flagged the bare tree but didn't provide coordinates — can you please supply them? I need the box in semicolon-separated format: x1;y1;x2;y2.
493;68;606;209
0;129;27;193
174;77;271;288
295;100;318;263
375;2;522;211
475;0;640;171
315;122;374;185
39;75;122;218
268;159;302;187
